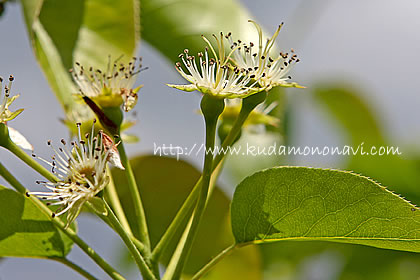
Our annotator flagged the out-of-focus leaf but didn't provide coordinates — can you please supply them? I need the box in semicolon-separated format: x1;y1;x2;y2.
224;86;289;187
231;167;420;253
202;245;261;280
111;155;262;277
20;0;140;111
0;185;74;258
313;84;420;204
224;131;284;186
141;0;257;63
261;241;420;280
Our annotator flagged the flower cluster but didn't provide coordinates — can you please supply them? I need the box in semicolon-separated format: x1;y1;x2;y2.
28;121;124;227
71;57;144;112
168;33;263;98
168;21;303;99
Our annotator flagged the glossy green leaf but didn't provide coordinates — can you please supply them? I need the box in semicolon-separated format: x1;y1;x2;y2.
20;0;140;111
313;84;420;204
231;167;420;253
0;185;74;258
111;155;261;277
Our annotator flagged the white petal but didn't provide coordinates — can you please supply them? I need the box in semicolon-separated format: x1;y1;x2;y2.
8;127;33;150
109;151;125;170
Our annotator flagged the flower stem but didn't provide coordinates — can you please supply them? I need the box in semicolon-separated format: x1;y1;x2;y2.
191;244;236;280
0;162;125;280
51;257;98;280
6;140;58;182
105;165;132;234
117;141;151;250
99;200;157;280
166;96;224;280
152;92;266;263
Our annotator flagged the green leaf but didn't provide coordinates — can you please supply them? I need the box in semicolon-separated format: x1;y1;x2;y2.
0;185;74;258
141;0;262;62
313;84;420;204
111;155;261;277
20;0;140;111
231;167;420;253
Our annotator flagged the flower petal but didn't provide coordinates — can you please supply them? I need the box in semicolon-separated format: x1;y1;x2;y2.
8;126;33;150
167;83;198;92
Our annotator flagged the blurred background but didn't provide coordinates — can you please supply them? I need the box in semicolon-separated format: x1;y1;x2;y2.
0;0;420;279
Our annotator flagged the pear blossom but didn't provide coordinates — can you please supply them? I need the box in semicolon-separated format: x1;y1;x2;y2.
168;33;264;99
28;121;124;227
71;57;144;112
226;20;304;90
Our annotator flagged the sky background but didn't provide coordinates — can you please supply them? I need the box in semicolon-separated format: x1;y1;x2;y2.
1;0;420;279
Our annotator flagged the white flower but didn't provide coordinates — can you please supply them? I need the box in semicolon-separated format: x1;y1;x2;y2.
226;20;304;90
28;121;124;227
168;33;264;99
71;57;144;112
0;75;32;150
